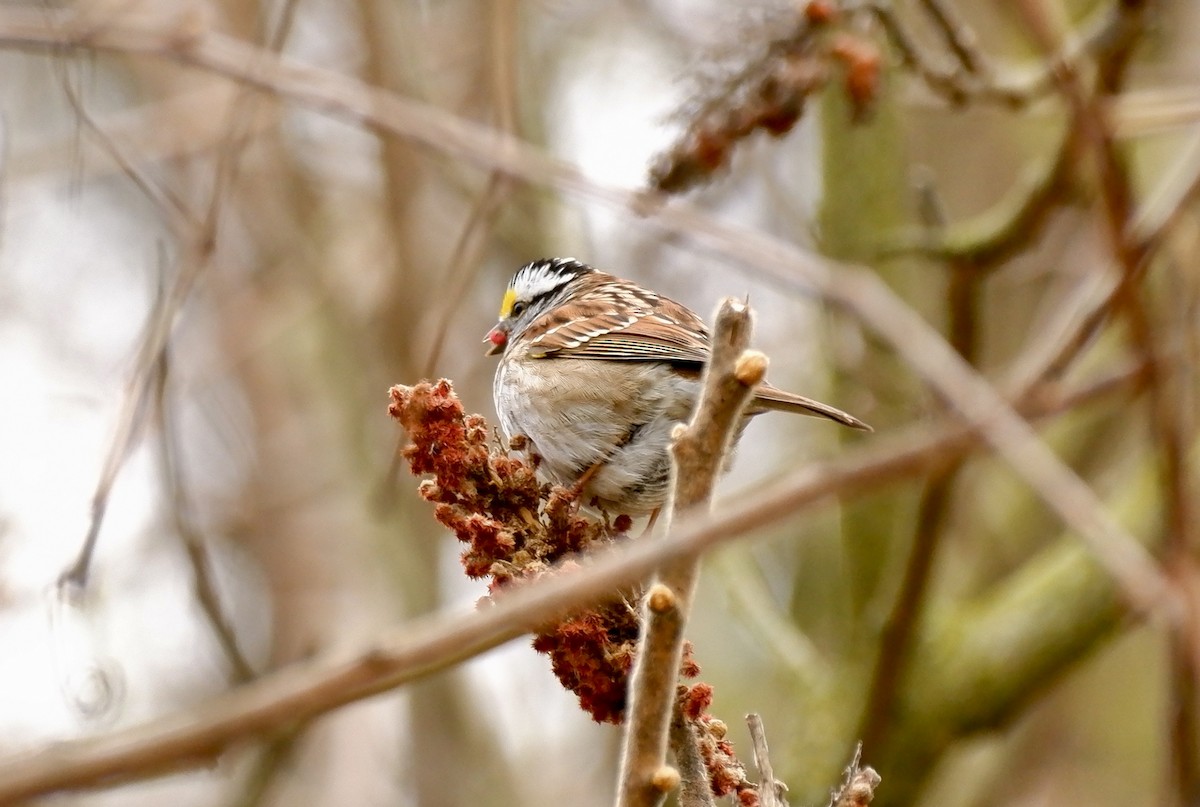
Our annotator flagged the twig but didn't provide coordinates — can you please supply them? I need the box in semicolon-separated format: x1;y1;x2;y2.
419;0;520;378
1130;124;1200;250
153;348;256;683
827;744;880;807
377;172;516;509
0;362;1148;803
49;47;193;229
915;0;985;76
883;141;1074;266
53;0;297;594
420;174;515;377
863;1;1047;108
860;249;981;753
670;709;714;807
859;461;955;754
1003;269;1121;391
617;300;763;807
747;714;789;807
867;0;1120;109
57;262;174;592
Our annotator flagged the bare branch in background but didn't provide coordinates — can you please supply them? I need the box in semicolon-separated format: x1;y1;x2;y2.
1010;2;1199;801
379;172;516;509
861;189;985;753
153;348;255;684
57;254;179;593
54;0;299;595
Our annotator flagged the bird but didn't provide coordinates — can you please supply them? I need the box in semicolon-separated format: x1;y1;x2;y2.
484;258;870;518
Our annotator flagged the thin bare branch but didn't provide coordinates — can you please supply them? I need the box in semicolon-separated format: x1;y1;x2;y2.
618;300;762;807
53;0;297;594
864;1;1047;108
747;714;789;807
861;253;981;754
916;0;986;75
57;256;177;591
153;350;255;683
827;744;880;807
670;709;716;807
420;173;516;377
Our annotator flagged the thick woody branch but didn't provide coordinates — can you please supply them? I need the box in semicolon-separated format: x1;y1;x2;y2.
0;362;1147;803
617;300;762;807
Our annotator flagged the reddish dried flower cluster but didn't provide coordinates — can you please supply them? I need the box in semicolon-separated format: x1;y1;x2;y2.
649;0;882;194
388;380;697;724
828;33;882;121
390;379;764;798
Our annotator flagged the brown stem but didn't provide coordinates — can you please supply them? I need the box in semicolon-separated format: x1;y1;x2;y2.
154;350;256;683
617;300;762;807
860;261;980;754
671;707;716;807
747;714;789;807
859;462;957;755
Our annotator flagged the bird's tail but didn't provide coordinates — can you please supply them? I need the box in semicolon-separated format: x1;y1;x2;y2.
752;384;872;431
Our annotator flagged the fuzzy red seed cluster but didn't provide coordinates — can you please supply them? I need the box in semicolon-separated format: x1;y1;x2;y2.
390;380;761;797
389;380;699;724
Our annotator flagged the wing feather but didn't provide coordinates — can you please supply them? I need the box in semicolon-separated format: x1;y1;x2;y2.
524;278;712;366
517;271;872;431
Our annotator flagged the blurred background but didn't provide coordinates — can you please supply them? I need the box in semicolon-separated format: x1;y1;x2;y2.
0;0;1197;805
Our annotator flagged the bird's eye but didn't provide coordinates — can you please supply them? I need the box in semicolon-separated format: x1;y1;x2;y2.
510;301;527;317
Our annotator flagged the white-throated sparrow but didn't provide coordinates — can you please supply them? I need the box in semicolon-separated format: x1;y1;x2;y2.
485;258;870;516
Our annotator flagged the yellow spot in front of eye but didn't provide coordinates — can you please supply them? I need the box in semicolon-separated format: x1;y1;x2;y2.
499;289;517;318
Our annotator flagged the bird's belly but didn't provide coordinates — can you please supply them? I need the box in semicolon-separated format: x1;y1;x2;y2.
495;358;699;515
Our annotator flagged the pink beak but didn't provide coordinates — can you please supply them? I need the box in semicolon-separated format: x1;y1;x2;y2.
484;324;508;356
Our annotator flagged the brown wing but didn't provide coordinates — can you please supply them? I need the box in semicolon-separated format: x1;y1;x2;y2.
523;273;712;367
524;272;872;431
